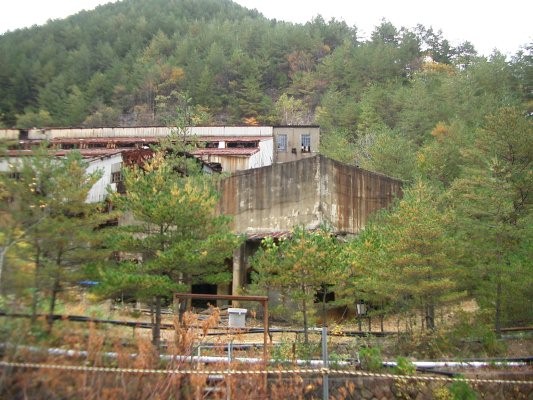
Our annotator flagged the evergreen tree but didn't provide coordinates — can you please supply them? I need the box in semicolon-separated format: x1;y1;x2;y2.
97;152;240;347
0;147;106;328
251;227;339;343
450;107;533;331
376;180;462;330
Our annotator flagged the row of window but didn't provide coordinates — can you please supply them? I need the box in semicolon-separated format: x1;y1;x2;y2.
276;133;312;153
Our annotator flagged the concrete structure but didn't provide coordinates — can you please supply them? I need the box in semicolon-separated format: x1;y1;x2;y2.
217;155;403;294
273;126;320;163
1;125;319;173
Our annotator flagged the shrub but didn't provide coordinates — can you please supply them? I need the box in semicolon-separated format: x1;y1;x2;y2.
394;356;416;375
358;347;382;372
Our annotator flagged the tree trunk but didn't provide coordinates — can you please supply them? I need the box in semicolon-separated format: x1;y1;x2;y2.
31;245;42;324
321;287;327;327
0;246;7;294
302;285;309;345
425;303;435;330
495;271;502;336
47;274;60;333
152;296;162;348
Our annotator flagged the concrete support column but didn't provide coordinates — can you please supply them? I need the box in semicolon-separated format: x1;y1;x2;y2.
232;243;246;306
217;283;231;307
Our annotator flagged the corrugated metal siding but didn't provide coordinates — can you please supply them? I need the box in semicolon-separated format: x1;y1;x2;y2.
21;126;275;140
44;127;174;139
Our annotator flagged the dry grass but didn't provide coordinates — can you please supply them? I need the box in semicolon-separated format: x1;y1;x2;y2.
1;304;532;399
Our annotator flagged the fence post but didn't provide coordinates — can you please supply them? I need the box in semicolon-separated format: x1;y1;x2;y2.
322;326;329;400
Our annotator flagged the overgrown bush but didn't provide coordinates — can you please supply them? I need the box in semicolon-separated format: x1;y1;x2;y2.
358;346;382;371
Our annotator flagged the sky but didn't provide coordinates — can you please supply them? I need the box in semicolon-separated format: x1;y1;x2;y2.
0;0;531;57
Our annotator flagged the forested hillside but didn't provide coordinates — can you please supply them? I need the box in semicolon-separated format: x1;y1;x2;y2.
1;0;528;132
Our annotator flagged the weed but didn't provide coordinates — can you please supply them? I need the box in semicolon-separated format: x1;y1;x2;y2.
394;356;416;375
358;346;382;372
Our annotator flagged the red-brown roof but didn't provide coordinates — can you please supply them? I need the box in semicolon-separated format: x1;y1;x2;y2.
192;148;260;157
7;149;123;158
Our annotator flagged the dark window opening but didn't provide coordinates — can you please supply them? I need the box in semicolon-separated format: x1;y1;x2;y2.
205;142;219;148
191;283;218;308
227;141;257;148
111;171;123;183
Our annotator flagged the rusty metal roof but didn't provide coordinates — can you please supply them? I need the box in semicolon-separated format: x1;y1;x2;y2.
192;148;260;157
191;136;268;142
49;137;160;144
7;149;123;158
45;136;269;144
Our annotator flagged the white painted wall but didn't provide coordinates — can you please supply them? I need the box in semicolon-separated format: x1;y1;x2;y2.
0;153;122;203
85;153;123;203
258;138;274;167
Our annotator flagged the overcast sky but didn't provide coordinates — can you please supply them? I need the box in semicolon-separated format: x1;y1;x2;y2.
1;0;531;57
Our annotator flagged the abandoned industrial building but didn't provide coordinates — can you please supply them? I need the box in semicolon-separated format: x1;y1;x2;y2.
0;125;402;302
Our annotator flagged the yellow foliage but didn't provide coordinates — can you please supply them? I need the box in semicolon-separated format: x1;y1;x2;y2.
421;61;456;75
431;122;449;142
243;116;259;126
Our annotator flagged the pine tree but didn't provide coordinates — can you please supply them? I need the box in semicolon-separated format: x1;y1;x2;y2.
450;107;532;331
378;180;462;330
251;227;339;343
1;146;107;329
98;152;240;347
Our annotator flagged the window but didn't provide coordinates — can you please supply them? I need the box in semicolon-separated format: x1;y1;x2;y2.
111;162;123;183
277;134;287;151
111;171;123;183
301;134;311;153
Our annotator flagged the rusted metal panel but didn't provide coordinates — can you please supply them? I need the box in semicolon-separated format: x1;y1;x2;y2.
323;157;402;233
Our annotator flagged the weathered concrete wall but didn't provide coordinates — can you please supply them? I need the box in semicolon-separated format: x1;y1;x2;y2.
320;157;403;234
218;156;321;233
218;155;403;235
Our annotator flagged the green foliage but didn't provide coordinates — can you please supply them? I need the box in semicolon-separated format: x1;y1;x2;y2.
319;129;358;164
0;145;109;332
1;0;531;342
96;150;241;345
0;0;528;128
354;127;417;181
358;346;383;372
449;107;533;330
449;377;478;400
250;227;340;343
340;180;464;332
394;356;416;375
